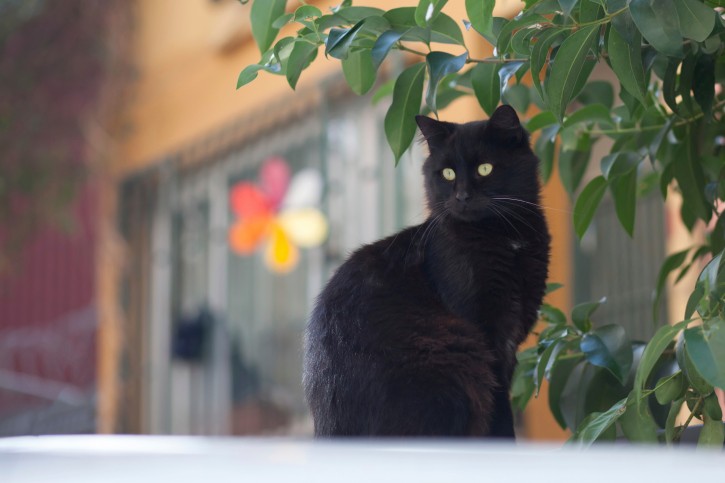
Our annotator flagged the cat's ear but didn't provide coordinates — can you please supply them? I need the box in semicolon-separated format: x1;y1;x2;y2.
487;105;527;145
416;115;455;151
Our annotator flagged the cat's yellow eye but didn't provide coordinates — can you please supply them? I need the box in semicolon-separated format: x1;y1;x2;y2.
478;163;493;177
442;168;456;181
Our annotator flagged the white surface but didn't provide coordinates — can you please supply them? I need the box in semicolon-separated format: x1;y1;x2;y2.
0;435;723;483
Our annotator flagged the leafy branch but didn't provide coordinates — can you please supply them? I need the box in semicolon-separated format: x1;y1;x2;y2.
240;0;725;446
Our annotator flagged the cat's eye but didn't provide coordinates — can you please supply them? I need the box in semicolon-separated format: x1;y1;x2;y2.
442;168;456;181
478;163;493;177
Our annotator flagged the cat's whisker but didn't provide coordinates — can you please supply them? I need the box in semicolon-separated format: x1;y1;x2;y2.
492;196;571;214
488;204;523;240
403;208;448;266
490;198;543;217
418;210;447;251
490;202;541;236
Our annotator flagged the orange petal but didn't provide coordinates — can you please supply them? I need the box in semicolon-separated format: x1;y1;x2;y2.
228;215;271;255
264;224;299;273
229;182;271;218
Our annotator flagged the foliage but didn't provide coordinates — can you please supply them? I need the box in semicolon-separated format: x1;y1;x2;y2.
239;0;725;445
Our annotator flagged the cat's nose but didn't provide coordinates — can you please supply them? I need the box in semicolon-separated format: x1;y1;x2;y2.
456;191;469;202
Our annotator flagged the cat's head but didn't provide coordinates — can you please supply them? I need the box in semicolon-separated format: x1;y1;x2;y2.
416;105;540;223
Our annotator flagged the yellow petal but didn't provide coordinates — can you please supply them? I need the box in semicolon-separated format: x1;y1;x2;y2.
277;208;329;248
264;224;299;273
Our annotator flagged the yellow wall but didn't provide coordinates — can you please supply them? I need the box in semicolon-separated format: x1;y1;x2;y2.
103;0;571;440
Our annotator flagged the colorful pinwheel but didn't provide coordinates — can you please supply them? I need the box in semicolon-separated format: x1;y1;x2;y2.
228;157;328;273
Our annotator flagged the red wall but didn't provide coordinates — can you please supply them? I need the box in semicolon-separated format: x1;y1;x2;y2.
0;186;97;418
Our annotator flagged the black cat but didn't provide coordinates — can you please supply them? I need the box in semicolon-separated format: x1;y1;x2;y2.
303;105;550;437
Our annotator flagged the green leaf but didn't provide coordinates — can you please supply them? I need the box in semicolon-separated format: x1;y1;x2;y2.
685;282;706;319
526;111;558;133
571;297;606;333
535;126;557;184
684;320;725;390
502;84;530;114
286;40;319;89
563;104;614;128
546;24;600;121
558;0;578;17
629;0;683;58
677;334;715;395
342;49;376;95
385;63;426;163
662;59;681;115
510;28;537;57
698;413;725;447
634;320;689;398
678;52;697;117
497;14;549;57
654;371;686;405
698;251;724;293
429;12;465;45
511;357;537;411
674;0;717;42
580;324;633;384
703;392;723;421
673;136;711;223
371;78;395;105
530;28;565;105
559;147;591;194
665;397;685;444
471;62;501;116
272;13;294;29
535;340;565;396
568;398;627;446
294;5;322;21
608;27;646;104
251;0;287;53
539;303;567;325
371;30;406;69
326;19;367;60
693;55;716;116
573;176;607;238
425;52;468;115
619;395;659;442
578;0;603;22
576;80;614;109
609;167;638;237
237;64;264;89
653;248;691;322
600;151;640;181
330;6;386;24
385;8;464;45
546;282;564;294
415;0;448;27
548;356;580;429
465;0;496;39
610;2;639;45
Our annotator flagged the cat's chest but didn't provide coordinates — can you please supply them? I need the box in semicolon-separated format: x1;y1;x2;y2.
426;238;521;311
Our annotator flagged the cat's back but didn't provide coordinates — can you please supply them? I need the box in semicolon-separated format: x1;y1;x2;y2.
312;223;429;313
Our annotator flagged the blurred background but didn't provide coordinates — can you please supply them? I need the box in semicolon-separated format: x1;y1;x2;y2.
0;0;694;440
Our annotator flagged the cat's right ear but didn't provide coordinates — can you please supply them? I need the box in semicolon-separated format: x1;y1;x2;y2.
416;115;454;151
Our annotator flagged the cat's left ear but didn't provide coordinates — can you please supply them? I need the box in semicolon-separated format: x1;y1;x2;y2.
416;115;455;151
487;105;527;145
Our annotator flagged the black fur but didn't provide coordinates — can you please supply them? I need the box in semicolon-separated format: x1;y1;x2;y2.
303;105;551;437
